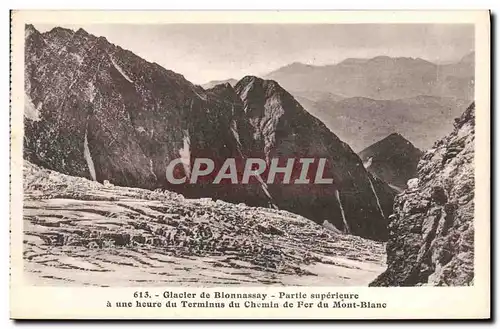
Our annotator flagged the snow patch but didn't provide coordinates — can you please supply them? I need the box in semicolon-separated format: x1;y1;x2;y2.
239;79;255;102
149;159;157;181
389;184;404;194
363;157;372;169
178;130;191;178
230;119;246;158
83;82;96;102
84;126;97;181
334;189;350;234
230;120;241;144
367;176;385;218
135;126;146;133
407;178;419;190
109;56;133;83
253;172;275;205
24;93;41;121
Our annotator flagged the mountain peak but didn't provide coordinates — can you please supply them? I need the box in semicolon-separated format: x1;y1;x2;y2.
201;78;237;90
386;132;406;141
235;76;293;106
378;132;420;150
25;24;36;33
236;75;283;92
25;24;39;38
205;81;241;104
209;81;235;91
76;27;90;36
45;26;75;37
359;133;423;190
238;75;263;84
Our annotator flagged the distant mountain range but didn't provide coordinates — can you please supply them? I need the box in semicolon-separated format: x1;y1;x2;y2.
202;78;237;90
203;54;474;152
265;53;474;101
297;95;470;151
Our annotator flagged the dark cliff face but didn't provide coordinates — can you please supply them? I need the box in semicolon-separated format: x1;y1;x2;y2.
234;77;395;240
24;25;239;193
371;103;475;286
359;133;424;191
24;25;395;241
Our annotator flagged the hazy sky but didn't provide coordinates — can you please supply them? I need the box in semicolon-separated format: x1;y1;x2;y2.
35;24;474;85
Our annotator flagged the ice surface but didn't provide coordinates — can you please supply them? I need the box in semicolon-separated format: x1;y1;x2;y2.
23;161;386;287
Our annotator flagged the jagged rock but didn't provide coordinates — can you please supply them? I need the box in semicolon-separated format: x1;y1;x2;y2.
370;103;475;286
407;178;419;190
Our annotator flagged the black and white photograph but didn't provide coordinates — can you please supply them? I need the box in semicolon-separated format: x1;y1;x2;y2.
9;10;491;320
21;20;478;288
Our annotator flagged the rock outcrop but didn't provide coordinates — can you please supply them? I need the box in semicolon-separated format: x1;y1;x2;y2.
24;25;395;240
370;103;475;286
359;133;423;191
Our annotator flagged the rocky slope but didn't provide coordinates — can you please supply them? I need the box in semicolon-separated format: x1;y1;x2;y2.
23;161;386;286
359;133;424;191
232;76;395;240
370;103;475;286
24;25;395;241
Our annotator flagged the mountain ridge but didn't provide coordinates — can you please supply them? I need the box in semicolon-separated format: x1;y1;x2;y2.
24;25;395;241
202;78;238;90
265;53;474;101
